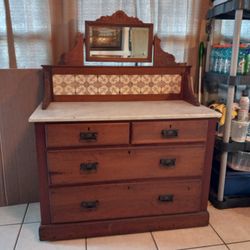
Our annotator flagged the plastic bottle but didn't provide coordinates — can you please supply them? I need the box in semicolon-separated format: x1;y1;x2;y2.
218;47;225;74
246;113;250;142
238;89;250;121
237;47;246;75
213;46;219;72
245;47;250;74
213;45;223;73
223;46;232;74
209;47;215;72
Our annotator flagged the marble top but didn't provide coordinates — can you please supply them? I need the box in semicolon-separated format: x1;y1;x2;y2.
29;101;221;123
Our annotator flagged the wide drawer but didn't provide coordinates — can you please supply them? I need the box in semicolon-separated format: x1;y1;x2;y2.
47;145;205;185
132;120;208;144
46;122;129;148
50;179;201;223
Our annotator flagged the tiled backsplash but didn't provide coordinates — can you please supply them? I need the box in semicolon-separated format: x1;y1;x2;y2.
53;74;182;95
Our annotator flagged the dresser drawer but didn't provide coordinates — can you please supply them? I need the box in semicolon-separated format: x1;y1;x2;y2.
132;120;208;144
47;145;205;185
46;122;129;148
50;179;201;223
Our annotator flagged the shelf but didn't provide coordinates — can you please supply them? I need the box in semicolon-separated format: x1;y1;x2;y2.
204;72;250;86
209;189;250;209
207;0;250;19
209;160;250;209
215;137;250;152
207;0;250;208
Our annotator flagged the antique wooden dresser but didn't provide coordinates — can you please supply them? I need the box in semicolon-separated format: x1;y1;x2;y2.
29;11;220;241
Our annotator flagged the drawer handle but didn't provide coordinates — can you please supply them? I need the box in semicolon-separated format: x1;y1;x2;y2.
80;162;98;172
161;129;178;138
159;194;174;202
80;200;99;209
80;132;98;141
160;158;176;168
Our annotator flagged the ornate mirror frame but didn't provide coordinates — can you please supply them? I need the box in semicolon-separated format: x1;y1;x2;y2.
85;11;153;62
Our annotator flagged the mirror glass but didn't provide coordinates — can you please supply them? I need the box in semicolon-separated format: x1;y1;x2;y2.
88;25;150;60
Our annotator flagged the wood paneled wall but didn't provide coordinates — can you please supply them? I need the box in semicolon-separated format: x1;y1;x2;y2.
0;143;6;205
0;69;43;206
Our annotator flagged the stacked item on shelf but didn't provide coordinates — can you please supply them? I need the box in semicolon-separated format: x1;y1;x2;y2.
211;160;250;197
204;44;250;106
209;44;250;75
228;89;250;172
210;88;250;206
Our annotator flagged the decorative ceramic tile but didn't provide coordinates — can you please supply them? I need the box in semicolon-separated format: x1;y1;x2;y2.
53;74;76;95
151;74;161;84
53;74;182;96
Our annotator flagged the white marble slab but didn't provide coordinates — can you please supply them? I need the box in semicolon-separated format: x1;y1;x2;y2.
29;101;221;123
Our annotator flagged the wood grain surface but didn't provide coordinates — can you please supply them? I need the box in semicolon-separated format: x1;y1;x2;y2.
50;179;201;223
46;122;130;148
47;145;205;185
0;69;42;205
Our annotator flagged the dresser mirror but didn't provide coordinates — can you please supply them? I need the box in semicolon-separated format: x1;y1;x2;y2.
85;11;153;62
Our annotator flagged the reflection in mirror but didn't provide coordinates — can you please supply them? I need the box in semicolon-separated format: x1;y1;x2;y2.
89;26;149;59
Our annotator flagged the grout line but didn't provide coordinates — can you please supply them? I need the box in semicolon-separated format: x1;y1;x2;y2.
13;203;29;250
0;223;22;227
209;223;230;250
150;232;159;250
227;239;250;245
179;243;227;250
85;238;88;250
22;221;41;225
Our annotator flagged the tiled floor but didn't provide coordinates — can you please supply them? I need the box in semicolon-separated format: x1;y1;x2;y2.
1;203;250;250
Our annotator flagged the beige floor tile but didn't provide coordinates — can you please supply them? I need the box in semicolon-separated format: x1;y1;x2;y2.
152;226;222;250
190;245;228;250
0;224;21;250
87;233;156;250
24;202;41;223
0;204;27;225
15;223;85;250
227;241;250;250
209;205;250;243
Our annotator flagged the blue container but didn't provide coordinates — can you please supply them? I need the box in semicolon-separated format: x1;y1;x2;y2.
211;164;250;196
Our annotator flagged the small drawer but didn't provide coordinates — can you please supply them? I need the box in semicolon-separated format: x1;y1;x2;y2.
47;145;205;185
50;179;201;223
46;122;129;148
132;120;208;144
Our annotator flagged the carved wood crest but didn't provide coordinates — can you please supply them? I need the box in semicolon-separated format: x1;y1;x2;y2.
95;10;144;25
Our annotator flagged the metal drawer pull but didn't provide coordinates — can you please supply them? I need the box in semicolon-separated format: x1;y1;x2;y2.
158;194;174;202
80;200;99;209
160;158;176;168
80;132;98;141
80;162;98;172
161;129;178;138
